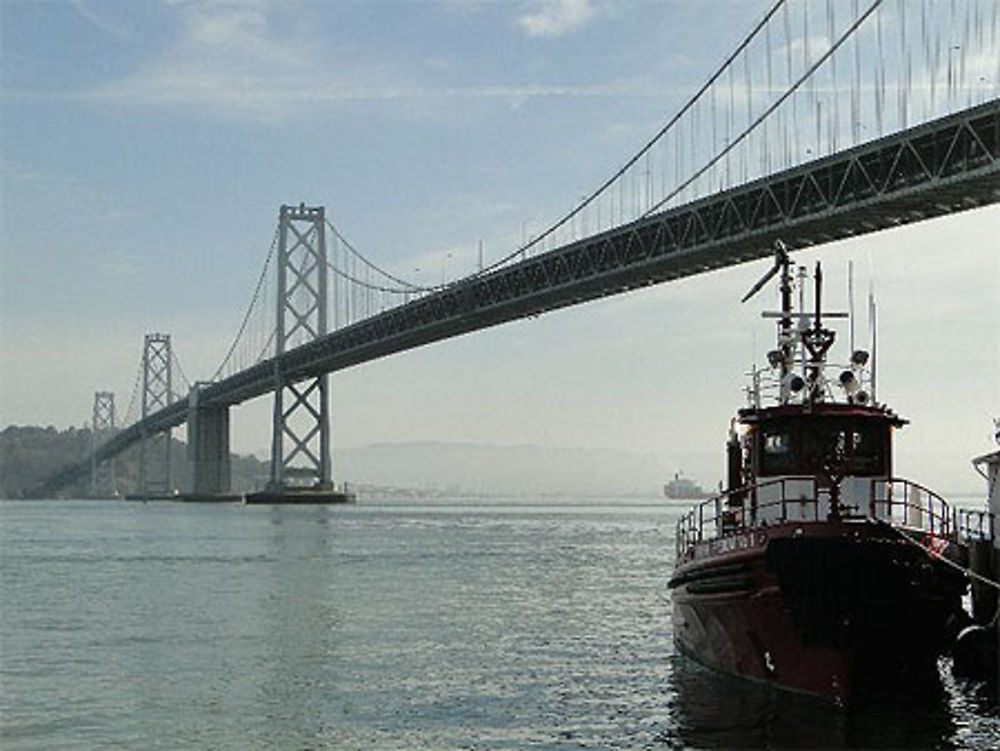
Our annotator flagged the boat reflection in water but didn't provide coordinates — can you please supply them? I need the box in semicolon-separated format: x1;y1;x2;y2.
667;653;970;749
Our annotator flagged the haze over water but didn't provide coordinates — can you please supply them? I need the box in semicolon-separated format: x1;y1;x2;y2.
2;499;999;750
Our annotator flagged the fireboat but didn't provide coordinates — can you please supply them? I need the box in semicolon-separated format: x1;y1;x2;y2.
669;242;990;704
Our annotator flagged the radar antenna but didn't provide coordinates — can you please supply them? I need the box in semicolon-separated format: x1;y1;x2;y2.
742;241;794;389
741;240;790;304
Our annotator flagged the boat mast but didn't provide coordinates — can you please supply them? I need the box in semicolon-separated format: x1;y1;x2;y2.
848;260;855;355
801;262;836;404
742;240;794;404
869;290;878;404
777;243;793;391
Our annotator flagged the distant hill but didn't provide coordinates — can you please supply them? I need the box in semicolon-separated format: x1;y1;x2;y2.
0;425;269;499
335;441;671;497
2;426;709;499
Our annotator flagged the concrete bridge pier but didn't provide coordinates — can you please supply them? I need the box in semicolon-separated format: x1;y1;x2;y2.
185;383;233;499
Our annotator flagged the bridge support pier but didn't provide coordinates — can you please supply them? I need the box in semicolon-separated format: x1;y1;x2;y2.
185;383;231;498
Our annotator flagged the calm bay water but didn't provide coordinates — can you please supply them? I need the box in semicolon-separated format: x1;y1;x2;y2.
2;499;999;750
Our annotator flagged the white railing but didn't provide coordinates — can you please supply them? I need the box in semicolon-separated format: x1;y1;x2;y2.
675;476;993;558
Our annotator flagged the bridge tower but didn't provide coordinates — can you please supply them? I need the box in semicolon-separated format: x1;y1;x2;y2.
90;391;116;497
267;204;333;492
139;333;174;497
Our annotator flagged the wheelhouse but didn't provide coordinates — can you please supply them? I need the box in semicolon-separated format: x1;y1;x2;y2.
740;404;905;481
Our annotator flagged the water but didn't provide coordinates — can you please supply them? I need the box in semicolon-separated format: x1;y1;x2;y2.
2;499;998;750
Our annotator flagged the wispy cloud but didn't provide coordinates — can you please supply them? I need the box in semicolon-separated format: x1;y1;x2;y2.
2;160;134;227
165;0;309;68
56;0;644;120
518;0;597;38
102;251;145;279
70;0;138;42
83;0;315;119
90;75;651;119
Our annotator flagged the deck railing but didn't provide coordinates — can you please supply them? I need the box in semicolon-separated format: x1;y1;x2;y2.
675;476;994;558
956;507;994;542
675;476;821;558
869;478;953;537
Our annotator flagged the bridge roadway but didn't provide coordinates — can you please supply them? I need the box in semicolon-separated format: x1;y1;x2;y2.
39;100;1000;494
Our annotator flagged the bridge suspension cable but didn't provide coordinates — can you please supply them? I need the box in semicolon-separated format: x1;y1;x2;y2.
468;0;997;278
325;258;426;295
254;328;277;365
643;0;885;218
323;216;449;331
121;354;144;428
478;0;792;276
325;218;433;293
209;227;279;381
171;350;192;395
292;2;808;307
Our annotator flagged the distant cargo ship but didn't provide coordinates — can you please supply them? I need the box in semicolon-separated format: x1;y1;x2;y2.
663;472;710;499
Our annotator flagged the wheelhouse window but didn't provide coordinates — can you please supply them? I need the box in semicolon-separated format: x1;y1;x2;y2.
801;420;886;476
760;427;795;474
757;418;888;477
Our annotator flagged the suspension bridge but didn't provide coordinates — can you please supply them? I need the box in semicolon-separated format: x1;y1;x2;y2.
39;0;1000;499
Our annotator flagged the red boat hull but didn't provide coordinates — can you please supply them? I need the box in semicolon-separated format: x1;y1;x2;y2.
670;520;967;703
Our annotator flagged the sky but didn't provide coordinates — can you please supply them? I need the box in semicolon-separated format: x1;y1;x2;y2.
1;0;998;495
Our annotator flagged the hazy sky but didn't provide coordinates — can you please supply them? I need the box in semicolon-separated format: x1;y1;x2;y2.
1;0;997;493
